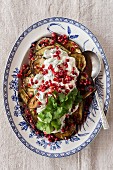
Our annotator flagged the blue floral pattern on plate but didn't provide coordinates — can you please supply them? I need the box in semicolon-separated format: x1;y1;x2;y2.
9;68;93;150
3;17;111;158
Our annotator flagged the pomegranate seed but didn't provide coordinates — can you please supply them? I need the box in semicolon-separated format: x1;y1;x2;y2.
52;70;56;75
21;85;23;88
43;69;48;75
57;65;61;69
35;131;40;135
48;64;53;69
39;67;43;71
69;85;73;89
61;128;65;133
19;69;23;74
31;78;33;82
66;76;72;81
64;70;68;74
63;80;66;84
58;89;61;93
89;87;93;92
53;77;57;81
57;35;64;42
28;83;31;87
58;78;62;82
57;56;60;60
53;54;57;58
55;137;59;141
88;80;91;85
74;72;78;76
38;101;42;105
66;114;69;118
60;85;65;89
66;59;69;62
42;87;46;92
44;39;49;43
29;93;33;98
23;103;26;107
56;46;59;50
48;138;53;142
63;34;68;39
72;71;75;75
56;50;61;55
17;73;22;78
62;40;68;45
80;63;83;67
49;80;52;83
52;83;57;87
48;91;52;95
35;80;38;84
51;32;57;38
42;80;44;83
74;43;78;47
42;64;45;68
31;57;35;61
22;64;27;69
71;123;75;127
59;72;64;77
65;89;70;94
82;72;88;78
29;52;33;57
63;62;67;66
37;92;40;96
50;40;55;45
45;81;48;85
65;126;69;130
71;47;75;52
42;43;45;47
32;43;36;47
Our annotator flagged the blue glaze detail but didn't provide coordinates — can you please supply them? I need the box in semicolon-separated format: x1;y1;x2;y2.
47;23;65;33
67;26;71;35
3;17;111;158
19;121;28;131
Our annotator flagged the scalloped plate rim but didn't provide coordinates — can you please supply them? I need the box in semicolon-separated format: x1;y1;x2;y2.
3;17;111;158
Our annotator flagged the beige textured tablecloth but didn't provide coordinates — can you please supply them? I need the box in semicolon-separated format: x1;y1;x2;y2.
0;0;113;169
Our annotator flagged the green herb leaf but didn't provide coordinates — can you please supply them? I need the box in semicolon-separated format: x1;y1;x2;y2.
36;88;82;134
36;121;46;131
51;119;61;130
43;112;52;123
58;93;66;103
45;124;54;134
53;107;63;119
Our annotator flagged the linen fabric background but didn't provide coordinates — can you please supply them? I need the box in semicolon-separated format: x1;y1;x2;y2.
0;0;113;170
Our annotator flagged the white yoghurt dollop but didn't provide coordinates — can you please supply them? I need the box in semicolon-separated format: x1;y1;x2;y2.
31;47;79;132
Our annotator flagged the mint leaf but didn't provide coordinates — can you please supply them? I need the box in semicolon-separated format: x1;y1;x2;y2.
51;119;61;130
43;112;52;123
38;112;45;120
36;121;46;131
58;93;65;103
36;88;82;134
45;124;54;134
53;107;63;119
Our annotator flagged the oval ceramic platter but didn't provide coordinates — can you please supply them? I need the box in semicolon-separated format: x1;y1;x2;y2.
3;17;110;158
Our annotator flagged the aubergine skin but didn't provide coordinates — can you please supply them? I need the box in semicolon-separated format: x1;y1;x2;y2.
19;35;95;140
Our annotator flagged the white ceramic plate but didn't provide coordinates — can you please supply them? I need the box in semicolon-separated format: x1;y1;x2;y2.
3;17;111;158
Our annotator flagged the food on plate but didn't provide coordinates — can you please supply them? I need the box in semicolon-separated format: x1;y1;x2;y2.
18;33;96;142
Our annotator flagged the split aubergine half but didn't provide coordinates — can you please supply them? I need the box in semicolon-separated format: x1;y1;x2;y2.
19;35;96;140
